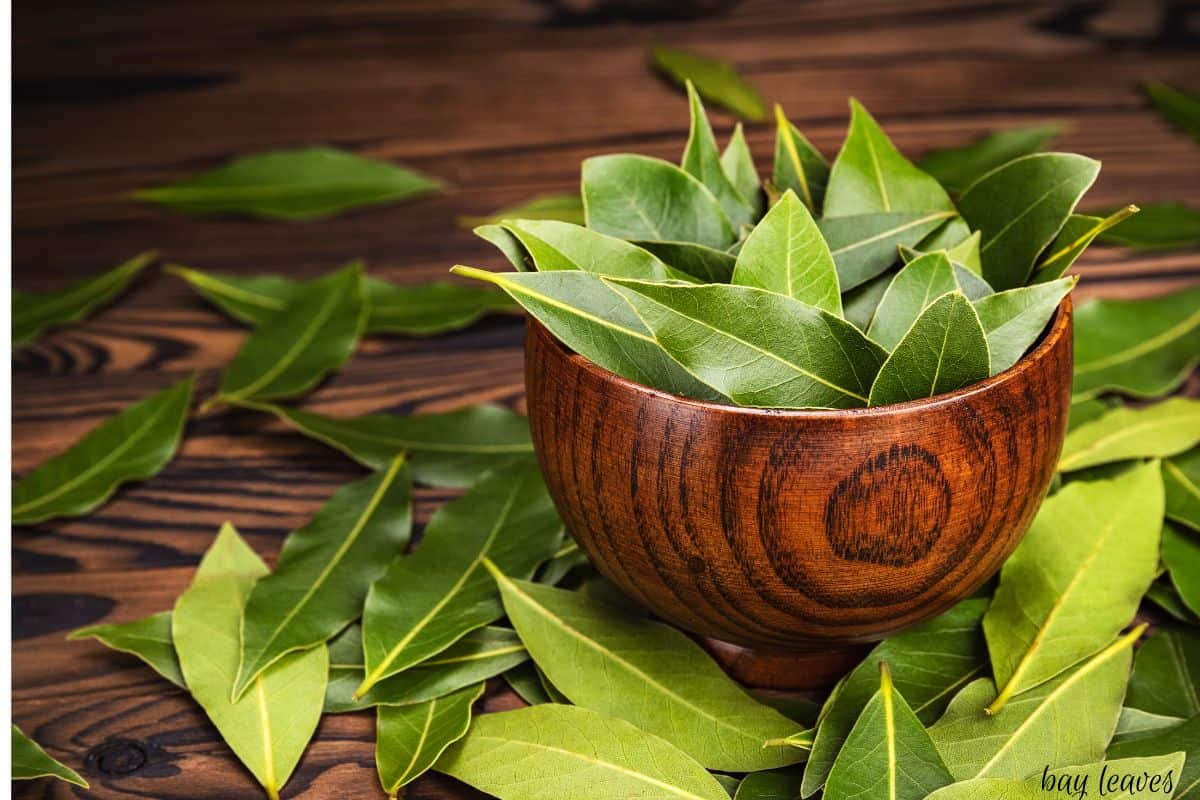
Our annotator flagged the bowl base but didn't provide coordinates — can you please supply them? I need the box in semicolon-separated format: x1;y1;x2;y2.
698;636;872;690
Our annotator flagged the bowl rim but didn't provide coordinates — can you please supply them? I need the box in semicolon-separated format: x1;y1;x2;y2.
529;295;1073;419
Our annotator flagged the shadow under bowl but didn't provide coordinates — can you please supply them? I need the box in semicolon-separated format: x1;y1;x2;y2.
524;298;1073;687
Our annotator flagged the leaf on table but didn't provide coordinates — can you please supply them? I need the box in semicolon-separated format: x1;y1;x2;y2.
983;463;1162;713
609;280;887;409
924;753;1186;800
69;610;184;687
928;626;1140;781
173;524;327;800
452;266;728;402
650;45;766;122
357;462;561;696
824;99;954;218
133;146;440;220
680;82;756;229
1108;715;1200;798
488;567;805;772
11;724;89;787
633;239;738;283
1126;626;1200;720
14;251;154;347
732;190;841;314
1095;201;1200;250
214;263;366;405
436;703;732;800
376;682;484;797
972;276;1075;374
457;193;584;228
325;623;526;713
167;265;297;326
1164;522;1200;617
583;153;735;248
233;455;412;698
817;210;957;290
1072;284;1200;399
824;663;952;800
492;219;695;281
1058;397;1200;472
868;291;989;406
773;105;829;214
722;123;764;219
12;375;193;525
866;252;958;351
801;598;987;797
1165;449;1200;531
242;402;534;488
1031;206;1139;283
1144;81;1200;141
916;124;1064;194
958;153;1100;291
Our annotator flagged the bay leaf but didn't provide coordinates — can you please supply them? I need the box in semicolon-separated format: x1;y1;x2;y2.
325;624;527;713
681;82;755;229
457;193;584;228
167;265;299;326
983;462;1162;713
608;279;887;409
916;124;1063;194
495;219;695;281
732;190;840;313
487;567;804;772
1057;397;1200;472
583;154;734;248
1163;522;1200;616
11;725;88;788
1147;579;1200;625
946;230;984;274
475;223;536;271
919;216;975;255
241;402;533;488
721;123;764;219
972;276;1075;374
1144;80;1200;141
801;598;987;797
650;45;766;122
1072;284;1200;399
233;455;412;698
1068;396;1118;433
536;539;586;586
1114;707;1186;745
69;610;184;687
133;146;440;220
504;662;553;706
817;210;957;290
1126;626;1200;719
357;462;561;696
1165;448;1200;531
897;237;988;290
633;240;737;283
824;99;954;218
436;703;732;800
734;767;804;800
824;663;952;800
841;269;894;332
866;252;958;350
1108;715;1200;798
451;266;727;402
376;682;484;796
214;263;365;405
773;105;829;213
924;754;1187;800
958;153;1100;290
12;375;193;525
1096;202;1200;250
14;251;154;347
867;291;990;406
928;626;1140;781
173;525;327;800
1031;206;1139;283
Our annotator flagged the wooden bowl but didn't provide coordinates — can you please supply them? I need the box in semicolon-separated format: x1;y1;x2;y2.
525;298;1073;686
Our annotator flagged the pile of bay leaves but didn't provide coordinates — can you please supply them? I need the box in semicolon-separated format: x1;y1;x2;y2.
12;85;1200;800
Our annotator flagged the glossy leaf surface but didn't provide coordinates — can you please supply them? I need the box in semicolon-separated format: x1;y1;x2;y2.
681;83;755;229
818;211;956;290
866;252;958;351
773;105;828;213
376;683;484;796
972;276;1074;374
496;219;694;281
1058;397;1200;472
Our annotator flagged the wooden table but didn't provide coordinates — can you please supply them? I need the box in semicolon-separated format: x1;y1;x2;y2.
13;1;1200;797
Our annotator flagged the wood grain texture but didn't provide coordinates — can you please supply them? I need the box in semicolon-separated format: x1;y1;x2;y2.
12;0;1200;796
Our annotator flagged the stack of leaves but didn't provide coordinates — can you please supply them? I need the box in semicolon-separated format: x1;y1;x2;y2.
457;85;1109;409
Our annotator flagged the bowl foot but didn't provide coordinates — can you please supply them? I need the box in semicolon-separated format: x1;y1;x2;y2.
698;636;872;690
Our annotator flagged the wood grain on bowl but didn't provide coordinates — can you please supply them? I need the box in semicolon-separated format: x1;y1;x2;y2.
526;299;1073;684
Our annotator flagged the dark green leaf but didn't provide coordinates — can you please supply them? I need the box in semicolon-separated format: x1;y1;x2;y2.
734;767;804;800
650;46;766;122
609;280;887;409
1126;627;1200;719
866;252;958;351
11;725;88;787
12;376;193;525
492;219;695;281
868;292;989;406
1147;579;1200;624
973;276;1075;374
1032;206;1139;283
959;153;1100;290
817;210;957;290
69;611;184;687
633;240;737;283
1108;715;1200;798
1096;202;1200;250
1165;449;1200;531
376;683;484;796
841;269;895;332
14;251;154;347
1114;707;1186;744
1144;81;1200;141
722;123;764;219
681;83;756;229
475;223;535;271
133;147;440;220
504;662;553;706
457;193;584;228
773;105;829;213
916;124;1063;194
1164;522;1200;617
1058;398;1200;472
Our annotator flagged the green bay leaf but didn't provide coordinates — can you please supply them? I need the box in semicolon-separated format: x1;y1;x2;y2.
916;124;1063;194
1164;522;1200;617
632;240;738;283
650;46;766;122
1144;81;1200;141
1058;397;1200;472
1114;707;1186;745
11;725;88;788
1165;449;1200;531
496;219;694;281
734;767;804;800
841;269;895;332
12;375;193;525
1096;202;1200;250
376;682;484;795
681;82;755;229
69;611;184;687
1032;206;1139;283
866;252;958;351
1126;626;1200;720
817;210;956;290
1108;715;1200;798
972;276;1075;374
773;105;829;213
925;754;1187;800
721;123;764;219
134;147;440;220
